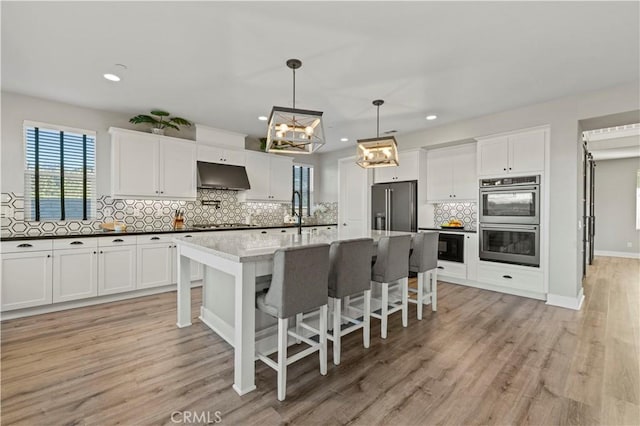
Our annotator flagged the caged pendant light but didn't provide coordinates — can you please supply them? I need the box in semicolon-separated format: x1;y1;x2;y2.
356;99;399;168
265;59;325;154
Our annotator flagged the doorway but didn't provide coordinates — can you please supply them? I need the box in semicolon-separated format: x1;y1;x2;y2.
579;110;640;279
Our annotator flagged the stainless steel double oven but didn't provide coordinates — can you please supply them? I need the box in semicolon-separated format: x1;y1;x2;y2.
479;175;540;267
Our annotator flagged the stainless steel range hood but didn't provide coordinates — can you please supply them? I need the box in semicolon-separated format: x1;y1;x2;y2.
197;161;251;190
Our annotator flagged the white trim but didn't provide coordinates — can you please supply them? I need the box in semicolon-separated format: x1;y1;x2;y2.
24;120;96;137
546;288;585;311
594;250;640;259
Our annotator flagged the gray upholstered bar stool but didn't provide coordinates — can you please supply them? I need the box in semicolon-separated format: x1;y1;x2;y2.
255;244;330;401
408;232;439;319
326;238;374;365
370;234;412;339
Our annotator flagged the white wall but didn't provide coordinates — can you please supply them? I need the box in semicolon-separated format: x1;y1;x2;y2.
594;157;640;254
1;91;196;196
318;82;640;300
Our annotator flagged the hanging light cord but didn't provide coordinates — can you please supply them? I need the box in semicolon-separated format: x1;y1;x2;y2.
376;103;380;137
292;67;296;109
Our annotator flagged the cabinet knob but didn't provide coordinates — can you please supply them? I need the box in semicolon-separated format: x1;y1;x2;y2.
93;251;97;254
100;251;104;254
47;254;51;258
155;191;159;194
160;191;164;194
509;167;512;170
503;168;507;171
343;223;347;226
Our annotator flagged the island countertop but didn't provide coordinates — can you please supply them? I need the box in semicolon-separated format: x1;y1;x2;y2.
173;228;425;263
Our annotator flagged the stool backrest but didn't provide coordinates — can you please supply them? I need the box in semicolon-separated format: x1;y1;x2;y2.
372;234;412;283
328;238;374;298
410;232;439;273
265;244;330;318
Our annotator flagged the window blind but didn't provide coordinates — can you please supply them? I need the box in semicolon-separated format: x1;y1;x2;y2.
24;124;96;221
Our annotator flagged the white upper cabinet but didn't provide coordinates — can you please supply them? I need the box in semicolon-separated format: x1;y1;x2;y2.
238;151;293;202
426;143;477;202
110;128;196;200
477;128;546;176
374;150;420;183
197;145;245;166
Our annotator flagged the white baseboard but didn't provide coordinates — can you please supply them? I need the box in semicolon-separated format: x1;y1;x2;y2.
594;250;640;259
546;288;584;311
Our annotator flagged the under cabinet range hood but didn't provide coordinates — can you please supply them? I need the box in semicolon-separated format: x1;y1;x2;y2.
196;161;251;190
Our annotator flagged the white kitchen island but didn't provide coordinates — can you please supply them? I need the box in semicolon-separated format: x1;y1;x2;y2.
173;228;418;396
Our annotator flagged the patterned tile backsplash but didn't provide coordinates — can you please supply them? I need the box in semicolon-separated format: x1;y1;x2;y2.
1;191;338;237
433;202;477;229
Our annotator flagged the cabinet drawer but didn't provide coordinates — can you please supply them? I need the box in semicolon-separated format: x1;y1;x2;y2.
53;238;98;250
1;240;53;253
136;234;174;245
436;260;467;280
98;235;137;247
477;262;543;293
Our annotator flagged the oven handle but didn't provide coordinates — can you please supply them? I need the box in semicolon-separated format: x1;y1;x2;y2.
479;224;538;231
480;185;539;193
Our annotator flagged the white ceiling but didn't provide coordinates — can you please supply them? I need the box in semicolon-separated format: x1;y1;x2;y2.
2;2;639;152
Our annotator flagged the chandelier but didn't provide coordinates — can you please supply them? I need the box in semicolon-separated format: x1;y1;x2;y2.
356;99;399;168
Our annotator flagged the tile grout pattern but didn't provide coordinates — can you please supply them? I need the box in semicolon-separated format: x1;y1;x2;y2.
434;202;477;229
1;191;337;237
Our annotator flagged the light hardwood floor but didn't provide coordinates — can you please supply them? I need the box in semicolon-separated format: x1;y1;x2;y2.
1;256;639;425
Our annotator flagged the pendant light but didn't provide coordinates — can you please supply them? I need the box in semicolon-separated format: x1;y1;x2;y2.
356;99;399;168
265;59;325;154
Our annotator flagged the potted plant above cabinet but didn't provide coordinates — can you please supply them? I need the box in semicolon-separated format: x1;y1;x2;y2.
129;110;192;135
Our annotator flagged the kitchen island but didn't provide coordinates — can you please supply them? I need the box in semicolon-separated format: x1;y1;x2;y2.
173;228;420;396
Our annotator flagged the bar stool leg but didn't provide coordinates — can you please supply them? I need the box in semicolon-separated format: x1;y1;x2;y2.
333;297;342;365
401;277;408;327
381;282;389;339
277;317;289;401
363;289;371;348
432;269;438;312
416;272;424;320
319;305;328;375
295;313;303;344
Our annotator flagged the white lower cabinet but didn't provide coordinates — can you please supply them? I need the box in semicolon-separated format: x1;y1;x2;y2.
137;243;174;289
98;245;137;295
464;233;478;282
53;248;98;302
477;262;543;294
1;251;53;311
436;260;467;280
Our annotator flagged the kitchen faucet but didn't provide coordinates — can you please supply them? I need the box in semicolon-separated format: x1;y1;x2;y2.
292;190;303;235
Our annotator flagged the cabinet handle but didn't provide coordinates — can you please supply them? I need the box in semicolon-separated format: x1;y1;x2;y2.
327;227;332;230
70;241;84;245
261;231;267;234
184;235;192;238
437;266;444;269
113;238;124;243
281;230;287;233
17;243;33;248
151;237;160;240
502;275;513;279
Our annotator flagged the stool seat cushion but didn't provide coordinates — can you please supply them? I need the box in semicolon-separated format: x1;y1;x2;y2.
409;232;439;273
328;238;374;298
256;291;279;317
262;244;330;319
372;234;412;283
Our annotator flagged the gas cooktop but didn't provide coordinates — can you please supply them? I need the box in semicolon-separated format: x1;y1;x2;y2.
192;223;257;229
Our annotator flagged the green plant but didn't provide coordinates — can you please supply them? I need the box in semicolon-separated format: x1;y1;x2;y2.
129;110;192;131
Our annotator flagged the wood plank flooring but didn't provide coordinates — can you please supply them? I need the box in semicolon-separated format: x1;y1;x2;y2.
1;256;638;425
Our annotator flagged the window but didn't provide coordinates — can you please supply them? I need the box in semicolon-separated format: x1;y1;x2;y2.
292;164;313;215
24;121;96;221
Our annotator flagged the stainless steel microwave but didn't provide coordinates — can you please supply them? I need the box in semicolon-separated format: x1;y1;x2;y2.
479;175;540;225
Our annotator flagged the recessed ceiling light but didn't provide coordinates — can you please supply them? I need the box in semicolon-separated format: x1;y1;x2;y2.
103;73;121;82
426;114;438;120
258;116;268;121
340;137;349;142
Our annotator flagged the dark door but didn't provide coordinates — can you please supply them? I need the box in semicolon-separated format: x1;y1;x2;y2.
388;181;417;232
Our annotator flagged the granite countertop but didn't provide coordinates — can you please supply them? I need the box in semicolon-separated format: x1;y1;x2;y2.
174;229;415;263
1;223;338;242
419;227;477;234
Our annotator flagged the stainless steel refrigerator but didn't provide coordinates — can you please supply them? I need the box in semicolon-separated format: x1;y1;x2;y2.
371;180;418;232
